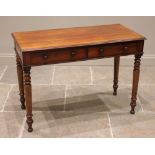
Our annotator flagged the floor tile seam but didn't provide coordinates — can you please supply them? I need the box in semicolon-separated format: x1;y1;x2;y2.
54;65;114;67
0;65;8;80
1;110;155;114
0;83;119;86
107;112;114;138
63;85;68;111
89;66;93;85
0;56;15;57
51;65;55;85
2;111;25;113
32;83;155;87
1;84;14;112
139;84;155;86
3;83;154;87
18;116;26;138
137;95;144;112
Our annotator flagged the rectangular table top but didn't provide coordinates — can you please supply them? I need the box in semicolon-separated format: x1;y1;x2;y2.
12;24;145;52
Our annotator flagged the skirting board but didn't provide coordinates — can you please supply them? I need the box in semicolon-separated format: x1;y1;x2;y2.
0;53;154;66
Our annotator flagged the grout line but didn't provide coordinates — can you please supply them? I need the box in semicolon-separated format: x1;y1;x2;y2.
35;83;132;87
2;111;24;113
18;116;26;138
63;85;68;112
139;83;155;86
0;65;8;80
35;84;50;86
1;110;155;114
0;83;131;87
0;55;15;57
51;65;55;85
7;83;155;87
0;53;15;57
107;112;114;138
89;66;93;85
137;95;144;112
0;56;15;58
1;84;14;112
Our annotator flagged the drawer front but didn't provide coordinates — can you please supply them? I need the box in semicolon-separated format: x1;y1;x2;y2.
88;42;139;58
24;41;143;66
30;47;87;66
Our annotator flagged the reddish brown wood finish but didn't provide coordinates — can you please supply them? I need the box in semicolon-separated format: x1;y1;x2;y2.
12;24;145;52
15;40;144;67
113;56;120;96
23;66;33;132
130;53;143;114
12;24;145;132
29;47;88;66
16;53;25;109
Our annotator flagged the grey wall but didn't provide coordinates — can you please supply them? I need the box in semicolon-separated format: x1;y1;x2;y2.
0;16;154;55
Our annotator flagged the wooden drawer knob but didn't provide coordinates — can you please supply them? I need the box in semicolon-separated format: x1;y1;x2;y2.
42;54;48;59
123;46;129;52
70;51;77;57
99;47;104;56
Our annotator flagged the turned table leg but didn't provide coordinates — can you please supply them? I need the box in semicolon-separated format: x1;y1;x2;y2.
113;56;120;96
16;54;25;109
130;53;143;114
23;66;33;132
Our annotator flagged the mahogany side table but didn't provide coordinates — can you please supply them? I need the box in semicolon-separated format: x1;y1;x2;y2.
12;24;146;132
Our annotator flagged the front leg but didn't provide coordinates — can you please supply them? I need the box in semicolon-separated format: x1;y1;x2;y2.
23;66;33;132
130;53;143;114
113;56;120;96
16;53;25;109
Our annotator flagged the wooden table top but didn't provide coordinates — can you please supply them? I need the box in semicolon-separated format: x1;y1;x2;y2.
12;24;145;52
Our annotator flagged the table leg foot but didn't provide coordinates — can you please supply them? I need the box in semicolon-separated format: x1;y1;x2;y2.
130;53;143;114
113;88;118;96
130;110;135;115
130;104;136;114
27;115;33;132
130;98;136;114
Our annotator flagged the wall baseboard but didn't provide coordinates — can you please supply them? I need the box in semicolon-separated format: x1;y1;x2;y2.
0;53;15;57
0;53;154;66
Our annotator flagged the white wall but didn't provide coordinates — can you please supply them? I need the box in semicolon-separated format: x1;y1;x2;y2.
0;17;154;57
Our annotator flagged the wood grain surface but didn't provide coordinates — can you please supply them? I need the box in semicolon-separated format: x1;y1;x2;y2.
12;24;145;52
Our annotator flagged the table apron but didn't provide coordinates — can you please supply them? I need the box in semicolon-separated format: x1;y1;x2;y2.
18;40;144;67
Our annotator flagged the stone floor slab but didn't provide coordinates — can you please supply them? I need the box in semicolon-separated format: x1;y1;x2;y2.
0;65;17;84
65;85;142;113
109;112;155;138
0;62;154;138
0;112;25;138
0;65;7;80
138;85;155;112
53;66;91;85
1;65;53;84
0;83;11;111
0;57;15;66
22;111;111;138
140;66;155;85
4;85;65;112
91;66;133;85
92;66;155;86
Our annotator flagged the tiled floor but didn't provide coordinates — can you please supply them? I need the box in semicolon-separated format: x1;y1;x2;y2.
0;58;155;138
